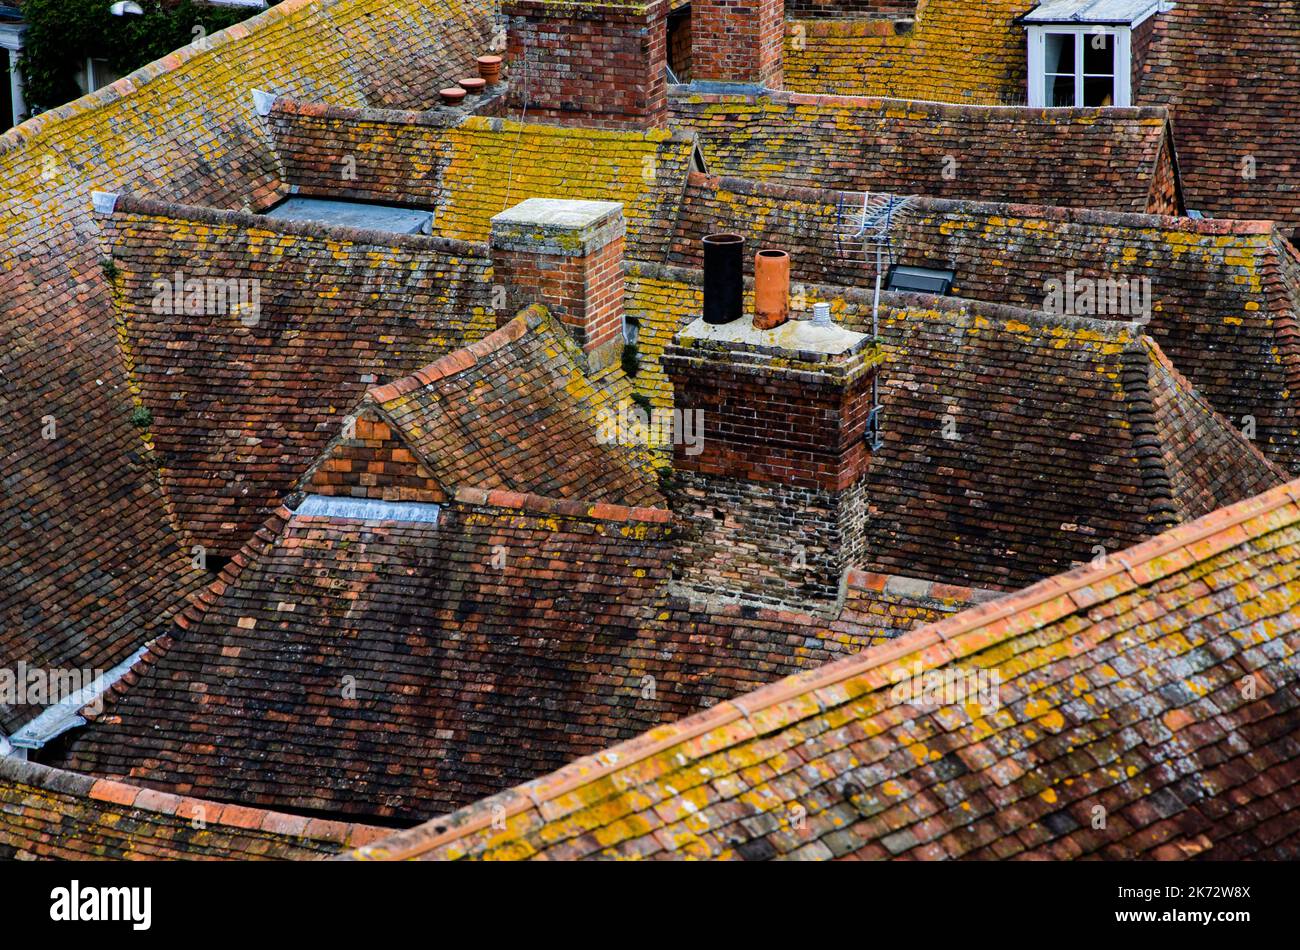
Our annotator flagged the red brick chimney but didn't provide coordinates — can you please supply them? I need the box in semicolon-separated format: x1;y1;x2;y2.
666;318;878;491
502;0;668;130
663;299;883;607
490;198;626;373
691;0;785;89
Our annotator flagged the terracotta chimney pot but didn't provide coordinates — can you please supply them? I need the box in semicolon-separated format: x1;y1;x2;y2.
753;249;790;330
476;55;502;84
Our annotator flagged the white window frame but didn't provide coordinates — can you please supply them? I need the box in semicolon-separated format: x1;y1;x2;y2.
0;24;27;127
1027;25;1131;108
86;57;110;92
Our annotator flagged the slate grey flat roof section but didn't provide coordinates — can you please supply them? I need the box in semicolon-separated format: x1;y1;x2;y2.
1022;0;1165;25
294;494;443;524
265;197;435;234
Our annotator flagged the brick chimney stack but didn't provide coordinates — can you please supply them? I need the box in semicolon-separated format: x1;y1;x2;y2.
490;198;626;373
691;0;785;89
663;308;883;607
502;0;668;130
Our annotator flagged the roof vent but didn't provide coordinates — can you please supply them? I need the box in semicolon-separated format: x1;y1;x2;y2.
887;265;955;296
811;301;833;327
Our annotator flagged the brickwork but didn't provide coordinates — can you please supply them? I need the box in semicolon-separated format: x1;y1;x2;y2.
667;9;691;80
490;199;627;372
493;236;625;359
669;472;853;606
503;0;668;129
691;0;785;88
303;411;445;504
664;325;881;607
663;339;878;491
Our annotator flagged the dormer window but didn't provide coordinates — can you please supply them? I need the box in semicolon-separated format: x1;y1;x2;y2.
1036;30;1124;107
1023;1;1171;109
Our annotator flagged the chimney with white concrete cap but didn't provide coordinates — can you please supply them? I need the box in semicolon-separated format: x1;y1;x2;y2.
490;198;627;373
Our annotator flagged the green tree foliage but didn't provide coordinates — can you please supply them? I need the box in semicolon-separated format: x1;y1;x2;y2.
18;0;266;112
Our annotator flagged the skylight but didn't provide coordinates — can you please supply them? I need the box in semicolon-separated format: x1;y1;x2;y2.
888;265;955;296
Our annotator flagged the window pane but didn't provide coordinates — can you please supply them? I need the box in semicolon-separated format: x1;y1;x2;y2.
1048;74;1076;107
1083;33;1114;76
1083;75;1115;107
1045;33;1075;74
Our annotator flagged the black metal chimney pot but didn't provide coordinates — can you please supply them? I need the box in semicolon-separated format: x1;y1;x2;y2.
702;233;744;325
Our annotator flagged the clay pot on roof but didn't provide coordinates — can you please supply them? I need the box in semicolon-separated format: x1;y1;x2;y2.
753;249;790;330
476;55;502;84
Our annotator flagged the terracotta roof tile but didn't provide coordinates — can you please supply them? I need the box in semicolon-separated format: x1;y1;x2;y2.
350;479;1300;860
332;307;663;508
266;98;694;254
782;2;1029;104
781;1;1300;228
102;195;494;557
671;91;1179;214
58;490;899;819
628;269;1285;588
0;757;382;860
663;178;1300;471
0;0;494;730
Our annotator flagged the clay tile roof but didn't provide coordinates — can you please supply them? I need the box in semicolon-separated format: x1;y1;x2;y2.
343;307;663;507
624;265;1285;588
782;1;1300;229
0;756;385;860
102;194;494;558
265;98;695;255
59;492;893;820
782;1;1030;104
1131;1;1300;225
0;0;493;730
671;91;1181;214
346;477;1300;861
662;175;1300;473
56;495;680;820
859;305;1287;588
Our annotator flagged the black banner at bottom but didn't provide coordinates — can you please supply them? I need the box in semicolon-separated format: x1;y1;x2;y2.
0;858;1286;940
